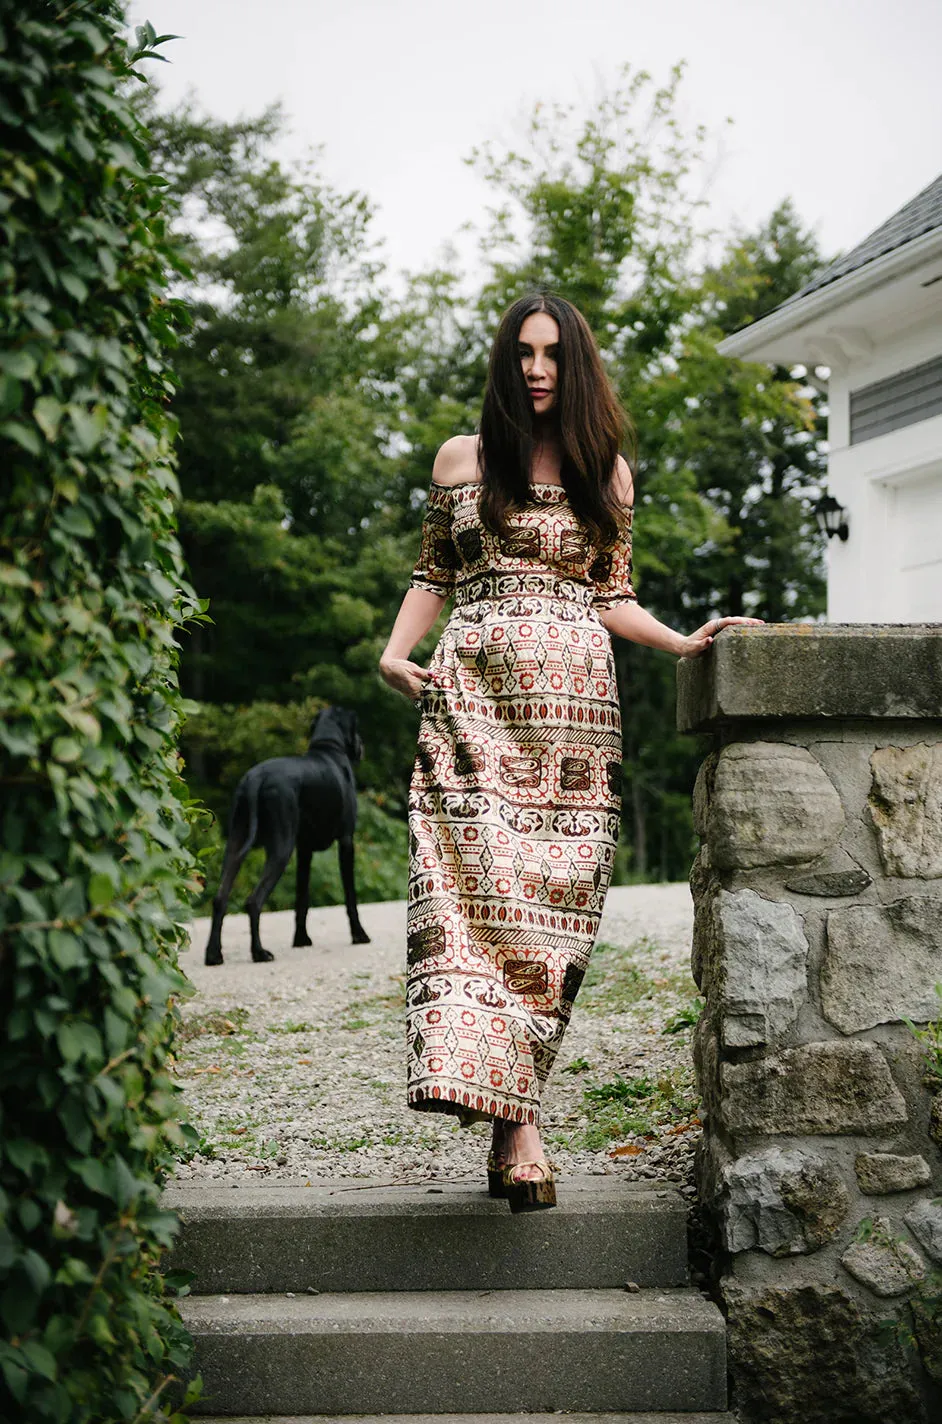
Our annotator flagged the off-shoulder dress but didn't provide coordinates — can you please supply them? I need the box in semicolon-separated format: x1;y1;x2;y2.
405;477;637;1125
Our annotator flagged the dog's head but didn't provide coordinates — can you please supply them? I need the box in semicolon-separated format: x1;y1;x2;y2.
308;706;364;764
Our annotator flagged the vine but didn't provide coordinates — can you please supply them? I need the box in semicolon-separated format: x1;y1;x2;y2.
0;6;205;1419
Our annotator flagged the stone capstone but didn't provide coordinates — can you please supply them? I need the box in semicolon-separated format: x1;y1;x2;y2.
723;1279;927;1424
721;1041;907;1136
721;1148;849;1255
707;889;808;1049
870;743;942;878
676;623;942;732
905;1199;942;1265
855;1153;932;1195
841;1217;926;1297
704;742;845;869
821;898;942;1034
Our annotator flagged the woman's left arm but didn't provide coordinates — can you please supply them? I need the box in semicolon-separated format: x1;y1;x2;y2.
595;456;764;655
598;602;763;658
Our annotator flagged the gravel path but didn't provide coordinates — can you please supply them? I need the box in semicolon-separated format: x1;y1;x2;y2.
170;885;702;1192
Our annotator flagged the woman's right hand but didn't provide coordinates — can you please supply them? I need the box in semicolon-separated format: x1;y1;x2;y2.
379;655;434;703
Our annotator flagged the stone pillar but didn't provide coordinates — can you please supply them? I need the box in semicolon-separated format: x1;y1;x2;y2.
677;624;942;1424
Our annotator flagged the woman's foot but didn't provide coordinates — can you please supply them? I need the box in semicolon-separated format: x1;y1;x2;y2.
499;1123;556;1213
491;1120;548;1182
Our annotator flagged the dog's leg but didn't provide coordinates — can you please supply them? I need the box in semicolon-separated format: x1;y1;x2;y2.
205;839;248;967
293;840;313;947
246;835;294;963
338;835;371;944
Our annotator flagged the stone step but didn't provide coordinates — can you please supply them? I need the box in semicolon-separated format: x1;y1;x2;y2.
197;1415;739;1423
180;1287;726;1416
165;1178;689;1294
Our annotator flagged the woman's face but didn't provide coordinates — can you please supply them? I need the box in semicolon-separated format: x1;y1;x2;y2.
518;311;560;416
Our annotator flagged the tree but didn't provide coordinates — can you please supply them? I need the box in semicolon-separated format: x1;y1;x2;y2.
459;63;831;875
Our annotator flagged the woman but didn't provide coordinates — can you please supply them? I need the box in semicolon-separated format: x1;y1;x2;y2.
379;293;761;1213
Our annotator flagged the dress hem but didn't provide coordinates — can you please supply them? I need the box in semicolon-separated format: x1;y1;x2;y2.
408;1085;540;1126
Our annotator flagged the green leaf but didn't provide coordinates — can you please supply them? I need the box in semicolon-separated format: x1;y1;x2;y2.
35;170;63;216
33;394;63;440
48;930;84;971
87;872;114;907
59;271;89;303
50;736;81;763
0;419;41;455
67;402;107;451
0;350;37;380
20;1340;57;1382
0;373;22;418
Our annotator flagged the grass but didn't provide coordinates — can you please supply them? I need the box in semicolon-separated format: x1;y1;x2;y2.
557;1064;701;1151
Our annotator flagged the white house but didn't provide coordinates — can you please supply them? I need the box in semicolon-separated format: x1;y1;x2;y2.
717;173;942;623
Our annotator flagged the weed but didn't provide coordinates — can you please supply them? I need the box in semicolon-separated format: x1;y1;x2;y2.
561;1056;592;1074
178;1006;251;1042
664;997;705;1033
903;983;942;1090
270;1020;315;1034
574;1065;700;1150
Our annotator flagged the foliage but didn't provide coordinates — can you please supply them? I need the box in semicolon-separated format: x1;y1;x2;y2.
0;8;203;1419
575;1065;700;1148
461;61;829;877
903;983;942;1090
147;63;834;886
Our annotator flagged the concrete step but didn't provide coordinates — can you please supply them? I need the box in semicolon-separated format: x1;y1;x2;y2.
197;1415;739;1423
165;1178;689;1294
180;1286;726;1416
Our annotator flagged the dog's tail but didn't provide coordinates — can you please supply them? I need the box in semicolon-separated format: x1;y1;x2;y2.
232;774;261;861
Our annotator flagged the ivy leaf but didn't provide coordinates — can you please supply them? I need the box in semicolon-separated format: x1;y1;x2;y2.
0;373;22;418
60;271;89;303
67;402;107;451
87;873;114;907
33;394;63;440
51;736;82;763
0;419;41;455
20;1340;57;1382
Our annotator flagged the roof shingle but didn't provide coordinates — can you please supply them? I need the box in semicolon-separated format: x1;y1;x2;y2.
784;170;942;305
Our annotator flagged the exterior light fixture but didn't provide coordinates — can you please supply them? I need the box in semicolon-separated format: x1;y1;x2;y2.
812;494;849;542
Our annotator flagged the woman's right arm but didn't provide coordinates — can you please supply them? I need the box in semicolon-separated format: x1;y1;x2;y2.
379;588;448;700
379;439;471;700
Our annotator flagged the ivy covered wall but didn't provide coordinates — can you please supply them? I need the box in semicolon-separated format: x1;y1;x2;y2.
0;6;202;1419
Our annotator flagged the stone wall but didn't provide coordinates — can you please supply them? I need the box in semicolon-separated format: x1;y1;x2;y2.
677;624;942;1424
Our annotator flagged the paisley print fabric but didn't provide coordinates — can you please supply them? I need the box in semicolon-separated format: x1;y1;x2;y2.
406;478;637;1125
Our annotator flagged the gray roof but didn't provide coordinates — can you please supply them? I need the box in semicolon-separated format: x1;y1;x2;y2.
784;170;942;305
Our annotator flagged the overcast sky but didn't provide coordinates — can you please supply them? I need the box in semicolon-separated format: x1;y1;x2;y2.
129;0;942;287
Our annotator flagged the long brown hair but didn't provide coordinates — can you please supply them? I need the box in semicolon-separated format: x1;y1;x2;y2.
477;292;637;548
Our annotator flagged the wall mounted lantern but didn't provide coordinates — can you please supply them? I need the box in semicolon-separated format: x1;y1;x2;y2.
813;494;850;542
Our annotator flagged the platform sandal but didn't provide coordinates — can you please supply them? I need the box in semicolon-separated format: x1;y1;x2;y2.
501;1159;557;1214
487;1149;508;1198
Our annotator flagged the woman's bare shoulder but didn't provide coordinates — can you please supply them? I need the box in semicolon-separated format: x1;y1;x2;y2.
431;433;482;487
613;453;635;507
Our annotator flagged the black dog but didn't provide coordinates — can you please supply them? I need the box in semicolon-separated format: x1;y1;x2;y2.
204;706;371;965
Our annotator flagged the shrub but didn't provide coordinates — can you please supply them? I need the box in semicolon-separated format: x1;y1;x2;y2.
0;6;203;1419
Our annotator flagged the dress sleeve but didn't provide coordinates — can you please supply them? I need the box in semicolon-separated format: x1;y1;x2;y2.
589;504;638;611
409;481;458;597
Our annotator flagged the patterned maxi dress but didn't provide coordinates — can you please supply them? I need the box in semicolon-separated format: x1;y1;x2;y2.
406;477;637;1125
